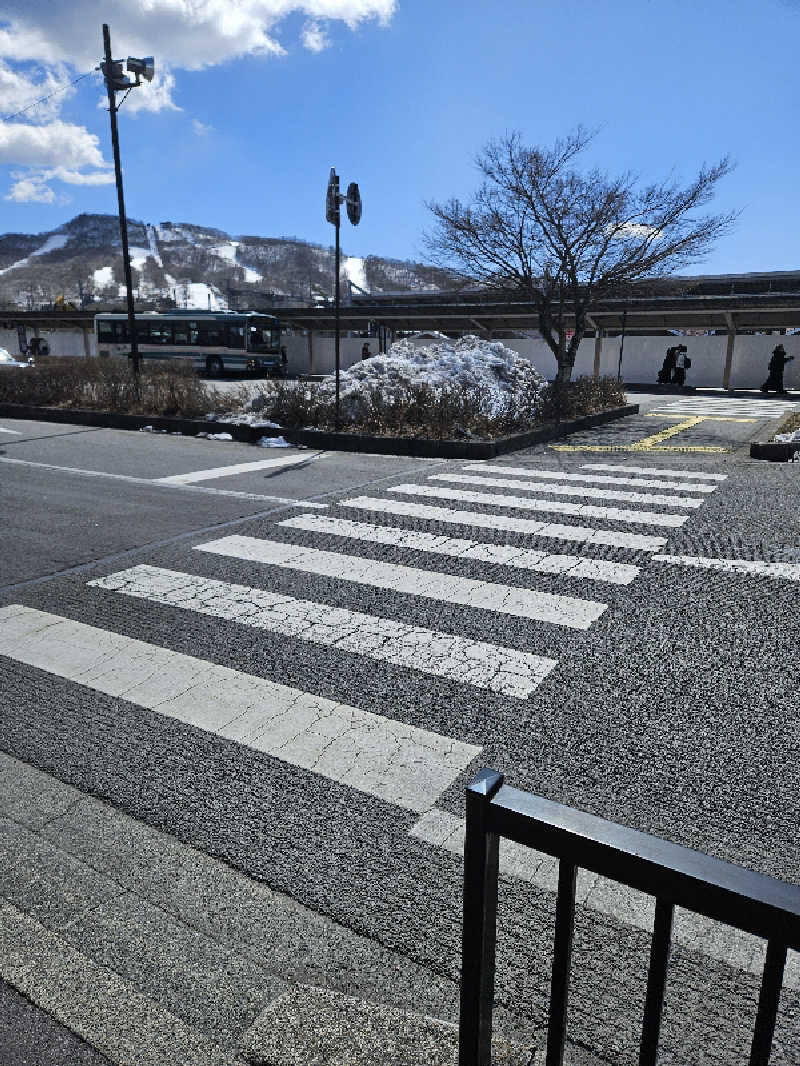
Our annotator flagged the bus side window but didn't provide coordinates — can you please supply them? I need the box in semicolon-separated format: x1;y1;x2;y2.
173;323;189;344
98;321;114;342
188;322;199;345
227;326;245;349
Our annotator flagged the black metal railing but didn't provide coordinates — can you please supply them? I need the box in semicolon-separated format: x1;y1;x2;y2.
459;769;800;1066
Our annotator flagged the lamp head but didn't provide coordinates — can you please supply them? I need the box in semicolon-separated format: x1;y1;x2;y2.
127;56;155;82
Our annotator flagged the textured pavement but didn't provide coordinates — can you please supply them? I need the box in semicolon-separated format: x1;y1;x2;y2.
1;400;799;1065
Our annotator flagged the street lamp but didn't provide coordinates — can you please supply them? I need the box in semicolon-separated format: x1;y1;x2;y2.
99;24;154;377
326;168;361;428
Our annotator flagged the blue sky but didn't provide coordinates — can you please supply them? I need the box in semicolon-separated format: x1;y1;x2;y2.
0;0;798;275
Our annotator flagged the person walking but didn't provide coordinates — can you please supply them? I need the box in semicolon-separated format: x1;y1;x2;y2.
761;343;794;394
361;342;372;360
658;346;677;385
672;344;690;386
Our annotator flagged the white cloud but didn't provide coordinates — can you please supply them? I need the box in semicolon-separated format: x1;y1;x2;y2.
0;1;396;73
42;166;114;185
0;1;395;198
0;120;106;169
5;176;55;202
302;20;330;52
192;118;215;135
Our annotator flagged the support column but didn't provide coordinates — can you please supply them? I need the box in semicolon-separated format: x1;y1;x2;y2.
722;313;736;391
82;326;91;358
593;328;602;379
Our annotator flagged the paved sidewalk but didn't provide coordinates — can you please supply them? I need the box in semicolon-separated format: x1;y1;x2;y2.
0;751;546;1066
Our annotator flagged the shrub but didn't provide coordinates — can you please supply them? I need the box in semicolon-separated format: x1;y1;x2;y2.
0;357;240;418
246;374;625;440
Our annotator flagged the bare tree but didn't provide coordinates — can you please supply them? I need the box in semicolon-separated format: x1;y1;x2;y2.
426;129;738;382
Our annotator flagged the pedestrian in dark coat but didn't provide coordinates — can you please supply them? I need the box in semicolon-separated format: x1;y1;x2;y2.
361;342;371;360
761;344;794;394
658;347;677;385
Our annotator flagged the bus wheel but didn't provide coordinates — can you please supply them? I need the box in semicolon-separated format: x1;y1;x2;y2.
206;356;224;377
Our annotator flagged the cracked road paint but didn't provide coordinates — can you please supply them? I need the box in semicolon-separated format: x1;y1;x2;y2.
87;566;557;698
194;537;608;629
339;496;668;552
386;482;689;528
0;605;480;812
279;514;641;585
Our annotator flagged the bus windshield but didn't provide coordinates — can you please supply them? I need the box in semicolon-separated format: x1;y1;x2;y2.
247;319;280;353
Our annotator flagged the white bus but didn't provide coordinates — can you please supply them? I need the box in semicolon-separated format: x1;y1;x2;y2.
95;310;286;377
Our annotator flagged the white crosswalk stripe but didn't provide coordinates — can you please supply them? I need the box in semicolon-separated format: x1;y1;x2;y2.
194;536;608;628
0;605;480;813
429;472;704;509
280;514;641;585
387;482;689;528
581;463;727;481
339;495;669;552
87;565;557;698
471;465;717;493
649;398;797;418
653;555;800;580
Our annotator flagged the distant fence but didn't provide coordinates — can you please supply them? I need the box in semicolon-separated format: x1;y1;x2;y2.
459;769;800;1066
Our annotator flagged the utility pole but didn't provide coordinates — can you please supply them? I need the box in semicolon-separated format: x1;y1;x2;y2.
326;168;361;429
100;26;154;379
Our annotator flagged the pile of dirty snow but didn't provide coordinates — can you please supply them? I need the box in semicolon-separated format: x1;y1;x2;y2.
775;428;800;443
316;335;545;416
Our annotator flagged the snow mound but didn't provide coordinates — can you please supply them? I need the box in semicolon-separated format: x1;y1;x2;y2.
775;428;800;443
318;335;545;416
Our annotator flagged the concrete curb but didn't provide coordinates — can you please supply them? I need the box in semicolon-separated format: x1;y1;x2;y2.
0;402;639;459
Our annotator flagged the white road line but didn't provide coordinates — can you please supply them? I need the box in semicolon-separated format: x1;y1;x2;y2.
88;566;556;699
430;472;703;509
472;465;716;494
387;483;688;529
0;426;21;434
154;452;315;485
195;536;607;629
653;555;800;580
280;514;641;585
582;463;727;481
409;809;800;987
0;605;479;813
340;496;668;552
0;456;327;507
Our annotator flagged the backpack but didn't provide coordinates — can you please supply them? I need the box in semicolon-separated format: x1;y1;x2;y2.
684;356;692;368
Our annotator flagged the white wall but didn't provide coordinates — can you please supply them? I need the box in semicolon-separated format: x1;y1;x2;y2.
3;324;798;390
0;327;96;358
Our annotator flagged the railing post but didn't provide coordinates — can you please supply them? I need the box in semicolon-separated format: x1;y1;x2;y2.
459;768;504;1066
749;939;787;1066
546;861;577;1066
639;899;674;1066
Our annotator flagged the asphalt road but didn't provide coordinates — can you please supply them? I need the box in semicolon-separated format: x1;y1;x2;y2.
1;395;799;1066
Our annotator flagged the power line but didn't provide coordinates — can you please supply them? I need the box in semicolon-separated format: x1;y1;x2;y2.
1;69;96;123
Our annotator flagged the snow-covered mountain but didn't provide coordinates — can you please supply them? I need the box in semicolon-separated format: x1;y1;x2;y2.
0;214;457;310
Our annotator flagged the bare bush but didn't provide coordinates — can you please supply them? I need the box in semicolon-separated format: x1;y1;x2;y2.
247;375;624;440
0;358;237;418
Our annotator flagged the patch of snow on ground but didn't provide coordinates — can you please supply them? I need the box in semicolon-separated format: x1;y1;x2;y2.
317;335;546;416
33;234;69;257
211;242;238;262
243;266;263;283
775;428;800;443
257;435;290;447
93;266;113;286
343;256;367;292
128;246;151;272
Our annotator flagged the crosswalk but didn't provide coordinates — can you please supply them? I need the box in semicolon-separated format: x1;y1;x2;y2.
14;455;797;995
648;395;798;419
3;457;724;825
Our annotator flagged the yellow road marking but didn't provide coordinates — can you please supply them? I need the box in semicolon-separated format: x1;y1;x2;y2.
551;414;732;453
551;445;731;453
645;413;757;423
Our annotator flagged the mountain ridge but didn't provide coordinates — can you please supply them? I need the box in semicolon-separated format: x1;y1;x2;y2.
0;213;457;310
